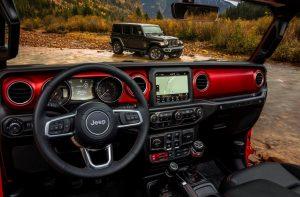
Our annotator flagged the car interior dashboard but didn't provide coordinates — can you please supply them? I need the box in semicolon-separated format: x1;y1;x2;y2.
0;62;267;183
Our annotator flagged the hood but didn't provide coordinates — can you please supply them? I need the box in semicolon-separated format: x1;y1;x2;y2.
146;35;178;40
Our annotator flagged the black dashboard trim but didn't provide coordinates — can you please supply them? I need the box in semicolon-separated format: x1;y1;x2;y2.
1;61;266;77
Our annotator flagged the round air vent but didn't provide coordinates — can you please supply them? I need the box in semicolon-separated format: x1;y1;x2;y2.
196;73;209;91
7;81;33;105
255;71;264;87
127;75;148;97
134;77;147;93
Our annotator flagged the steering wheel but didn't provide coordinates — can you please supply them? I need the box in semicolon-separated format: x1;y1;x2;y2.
33;63;149;178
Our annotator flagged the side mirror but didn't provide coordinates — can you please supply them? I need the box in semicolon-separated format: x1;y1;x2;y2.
171;2;219;21
0;0;20;67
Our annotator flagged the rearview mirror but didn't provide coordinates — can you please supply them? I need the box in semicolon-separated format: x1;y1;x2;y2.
171;2;219;21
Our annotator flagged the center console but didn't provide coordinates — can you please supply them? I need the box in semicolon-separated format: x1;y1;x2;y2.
147;68;202;164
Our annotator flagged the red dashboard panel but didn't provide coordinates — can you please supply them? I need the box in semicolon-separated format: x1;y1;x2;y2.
193;68;262;99
1;69;151;110
1;67;264;110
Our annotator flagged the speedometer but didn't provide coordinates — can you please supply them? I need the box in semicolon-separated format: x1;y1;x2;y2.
95;77;123;103
44;81;71;108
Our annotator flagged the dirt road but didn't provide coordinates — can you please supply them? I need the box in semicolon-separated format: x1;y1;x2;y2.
252;63;300;164
8;46;300;165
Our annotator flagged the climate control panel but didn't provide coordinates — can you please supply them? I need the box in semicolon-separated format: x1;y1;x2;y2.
150;107;203;130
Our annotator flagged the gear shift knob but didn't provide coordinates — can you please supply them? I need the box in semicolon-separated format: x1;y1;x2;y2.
191;140;205;158
165;162;179;178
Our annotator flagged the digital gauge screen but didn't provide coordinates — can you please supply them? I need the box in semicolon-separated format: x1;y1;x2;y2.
155;72;189;103
69;79;94;101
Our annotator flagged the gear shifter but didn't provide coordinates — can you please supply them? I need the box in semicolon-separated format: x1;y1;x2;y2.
160;162;198;197
165;162;179;178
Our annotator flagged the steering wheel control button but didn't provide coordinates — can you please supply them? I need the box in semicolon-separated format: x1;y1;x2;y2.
85;111;110;135
48;118;74;136
117;111;142;127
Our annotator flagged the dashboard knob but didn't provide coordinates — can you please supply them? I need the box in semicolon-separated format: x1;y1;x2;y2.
152;138;162;147
174;111;183;121
191;141;205;158
150;114;158;123
7;120;23;136
196;108;204;119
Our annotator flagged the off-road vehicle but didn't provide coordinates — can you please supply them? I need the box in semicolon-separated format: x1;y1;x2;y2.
110;23;184;60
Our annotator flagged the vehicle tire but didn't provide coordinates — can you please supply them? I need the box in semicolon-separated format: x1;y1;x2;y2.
168;51;183;59
112;40;123;54
148;46;164;60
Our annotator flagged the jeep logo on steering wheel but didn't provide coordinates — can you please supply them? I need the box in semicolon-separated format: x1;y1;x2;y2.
90;120;107;126
85;111;110;135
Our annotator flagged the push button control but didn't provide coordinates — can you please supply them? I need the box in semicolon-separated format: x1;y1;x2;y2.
150;136;165;150
48;118;73;136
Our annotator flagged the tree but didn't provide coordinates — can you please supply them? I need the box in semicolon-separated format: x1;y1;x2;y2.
144;13;149;21
135;7;142;18
81;0;93;16
156;11;163;20
72;5;79;16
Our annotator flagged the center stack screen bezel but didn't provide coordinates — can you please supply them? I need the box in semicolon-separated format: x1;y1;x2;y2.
149;67;193;106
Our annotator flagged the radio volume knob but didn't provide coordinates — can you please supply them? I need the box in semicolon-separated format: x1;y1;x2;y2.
174;111;183;121
150;114;158;123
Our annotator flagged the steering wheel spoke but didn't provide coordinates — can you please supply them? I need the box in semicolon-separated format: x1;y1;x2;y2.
80;144;113;169
45;112;76;138
113;108;144;129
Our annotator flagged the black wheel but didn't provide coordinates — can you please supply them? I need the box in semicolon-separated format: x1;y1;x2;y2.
148;46;164;60
168;51;183;59
112;40;123;54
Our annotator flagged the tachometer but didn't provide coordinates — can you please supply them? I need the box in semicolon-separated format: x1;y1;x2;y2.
44;81;71;108
95;77;123;103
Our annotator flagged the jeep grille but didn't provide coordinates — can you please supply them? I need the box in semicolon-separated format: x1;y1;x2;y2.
168;39;179;47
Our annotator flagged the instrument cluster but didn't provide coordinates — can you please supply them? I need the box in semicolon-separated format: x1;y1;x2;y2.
46;77;123;107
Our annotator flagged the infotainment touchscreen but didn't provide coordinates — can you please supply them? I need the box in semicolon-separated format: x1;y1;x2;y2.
155;72;189;103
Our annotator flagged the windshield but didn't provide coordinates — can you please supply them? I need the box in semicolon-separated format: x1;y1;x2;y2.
143;26;164;35
8;0;290;66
